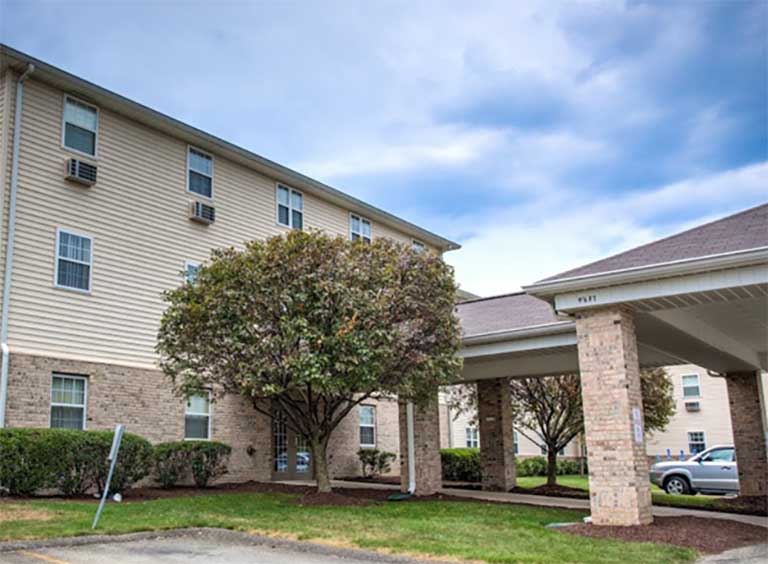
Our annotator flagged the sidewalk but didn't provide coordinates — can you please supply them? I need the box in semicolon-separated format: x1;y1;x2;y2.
322;480;768;528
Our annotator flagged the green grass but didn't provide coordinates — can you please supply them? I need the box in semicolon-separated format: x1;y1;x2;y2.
515;475;721;510
0;492;696;563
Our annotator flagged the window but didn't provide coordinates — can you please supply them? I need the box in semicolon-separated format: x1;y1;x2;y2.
187;147;213;198
682;374;701;398
701;448;734;463
350;214;372;243
185;393;211;440
185;262;200;283
465;426;479;448
513;430;519;454
688;431;706;454
359;405;376;447
63;96;98;156
277;184;303;230
50;374;87;429
55;229;92;292
412;240;426;253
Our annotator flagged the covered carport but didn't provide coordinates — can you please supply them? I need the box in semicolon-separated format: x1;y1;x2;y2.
400;203;768;527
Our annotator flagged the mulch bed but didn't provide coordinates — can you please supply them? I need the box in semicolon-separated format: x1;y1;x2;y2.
510;484;589;498
561;516;767;554
714;495;768;516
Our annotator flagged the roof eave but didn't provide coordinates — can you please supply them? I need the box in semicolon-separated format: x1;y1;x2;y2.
0;44;460;252
524;246;768;297
461;321;576;346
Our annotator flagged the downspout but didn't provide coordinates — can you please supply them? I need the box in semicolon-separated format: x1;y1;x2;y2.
406;402;416;494
0;63;34;428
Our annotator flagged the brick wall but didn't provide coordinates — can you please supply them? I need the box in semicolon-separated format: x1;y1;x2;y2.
398;396;442;495
725;371;767;497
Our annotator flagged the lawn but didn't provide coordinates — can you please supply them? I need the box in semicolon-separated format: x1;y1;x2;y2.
515;475;722;510
0;493;696;564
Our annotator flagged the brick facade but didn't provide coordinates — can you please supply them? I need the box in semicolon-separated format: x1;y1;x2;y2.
399;396;442;495
5;352;395;485
477;378;516;491
725;371;768;497
575;307;653;526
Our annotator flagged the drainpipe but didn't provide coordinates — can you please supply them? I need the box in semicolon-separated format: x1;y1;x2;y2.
0;63;35;428
406;402;416;494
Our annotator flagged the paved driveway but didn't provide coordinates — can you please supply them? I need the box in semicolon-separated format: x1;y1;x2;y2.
0;529;448;564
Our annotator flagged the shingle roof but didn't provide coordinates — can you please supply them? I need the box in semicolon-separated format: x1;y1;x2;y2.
538;203;768;283
457;293;561;338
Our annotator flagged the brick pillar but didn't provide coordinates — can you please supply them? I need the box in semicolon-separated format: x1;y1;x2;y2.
575;306;653;526
477;378;516;491
399;394;442;495
725;371;768;497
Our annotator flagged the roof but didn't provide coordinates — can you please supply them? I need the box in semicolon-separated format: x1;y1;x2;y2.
537;203;768;284
457;292;561;338
0;44;460;252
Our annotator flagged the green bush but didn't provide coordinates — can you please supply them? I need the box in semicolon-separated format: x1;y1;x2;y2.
357;448;397;478
0;428;153;497
153;441;231;488
440;448;481;482
516;456;548;477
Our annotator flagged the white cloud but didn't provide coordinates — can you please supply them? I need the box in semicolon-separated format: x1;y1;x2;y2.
445;162;768;296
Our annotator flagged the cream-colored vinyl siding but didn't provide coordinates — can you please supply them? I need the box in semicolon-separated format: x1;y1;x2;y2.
5;78;430;367
0;71;14;319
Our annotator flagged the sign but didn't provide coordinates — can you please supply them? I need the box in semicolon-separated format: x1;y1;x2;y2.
632;407;644;445
92;424;125;529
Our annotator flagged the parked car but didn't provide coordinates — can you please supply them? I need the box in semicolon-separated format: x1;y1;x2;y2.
649;445;738;495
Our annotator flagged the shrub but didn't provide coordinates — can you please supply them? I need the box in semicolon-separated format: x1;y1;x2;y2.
153;441;231;488
440;448;481;482
516;455;548;477
0;428;153;497
357;448;397;478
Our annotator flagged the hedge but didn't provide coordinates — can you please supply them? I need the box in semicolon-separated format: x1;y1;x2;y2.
440;449;587;482
153;441;231;488
0;428;153;496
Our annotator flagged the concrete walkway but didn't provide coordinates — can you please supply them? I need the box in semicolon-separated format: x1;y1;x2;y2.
321;480;768;528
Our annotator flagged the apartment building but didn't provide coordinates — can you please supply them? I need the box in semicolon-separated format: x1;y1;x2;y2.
0;45;457;482
442;365;768;459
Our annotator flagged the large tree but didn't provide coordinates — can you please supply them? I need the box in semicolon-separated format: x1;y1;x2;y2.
447;368;675;486
157;230;462;492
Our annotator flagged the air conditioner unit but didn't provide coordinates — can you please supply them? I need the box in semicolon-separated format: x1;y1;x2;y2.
685;401;701;412
65;158;97;186
190;201;215;224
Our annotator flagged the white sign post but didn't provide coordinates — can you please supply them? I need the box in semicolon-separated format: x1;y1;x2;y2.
92;424;125;529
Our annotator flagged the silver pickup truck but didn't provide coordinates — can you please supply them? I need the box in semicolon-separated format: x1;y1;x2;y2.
649;445;738;495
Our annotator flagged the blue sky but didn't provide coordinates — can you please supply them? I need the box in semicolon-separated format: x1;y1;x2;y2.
1;0;766;295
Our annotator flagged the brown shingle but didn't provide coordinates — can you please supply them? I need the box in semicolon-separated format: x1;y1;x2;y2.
457;293;560;337
538;203;768;283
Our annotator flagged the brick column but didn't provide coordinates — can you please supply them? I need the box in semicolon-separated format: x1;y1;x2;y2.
575;306;653;526
725;371;768;497
399;394;442;495
477;378;516;491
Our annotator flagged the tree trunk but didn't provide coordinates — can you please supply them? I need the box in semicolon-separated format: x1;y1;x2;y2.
546;448;558;486
311;438;332;493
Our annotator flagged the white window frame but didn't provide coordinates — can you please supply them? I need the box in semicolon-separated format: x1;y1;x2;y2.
513;430;519;454
50;373;88;430
184;391;212;441
53;227;93;294
465;426;479;448
275;183;304;230
61;94;99;158
359;404;376;448
681;374;701;398
186;146;214;200
412;240;426;253
687;430;707;454
349;213;372;244
184;261;200;283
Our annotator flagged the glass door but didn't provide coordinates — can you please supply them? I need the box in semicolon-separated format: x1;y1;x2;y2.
271;411;314;480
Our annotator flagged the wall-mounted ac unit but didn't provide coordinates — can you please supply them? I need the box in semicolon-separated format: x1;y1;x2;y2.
65;158;97;186
684;401;701;412
190;201;215;224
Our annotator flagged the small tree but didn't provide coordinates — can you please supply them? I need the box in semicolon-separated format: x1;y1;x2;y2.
157;230;462;493
446;368;675;486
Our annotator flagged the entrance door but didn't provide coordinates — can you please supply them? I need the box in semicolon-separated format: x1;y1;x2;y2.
271;412;314;481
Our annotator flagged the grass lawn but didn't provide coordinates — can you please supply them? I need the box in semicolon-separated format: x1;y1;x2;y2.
515;475;722;510
0;493;696;564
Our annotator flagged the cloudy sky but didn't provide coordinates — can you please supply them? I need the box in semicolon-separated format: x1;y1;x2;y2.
1;0;765;296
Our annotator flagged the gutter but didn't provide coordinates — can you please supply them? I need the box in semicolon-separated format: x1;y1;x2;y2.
0;63;34;428
461;321;576;347
524;247;768;298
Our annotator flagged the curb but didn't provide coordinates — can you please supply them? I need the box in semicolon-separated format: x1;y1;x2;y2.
0;527;458;563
